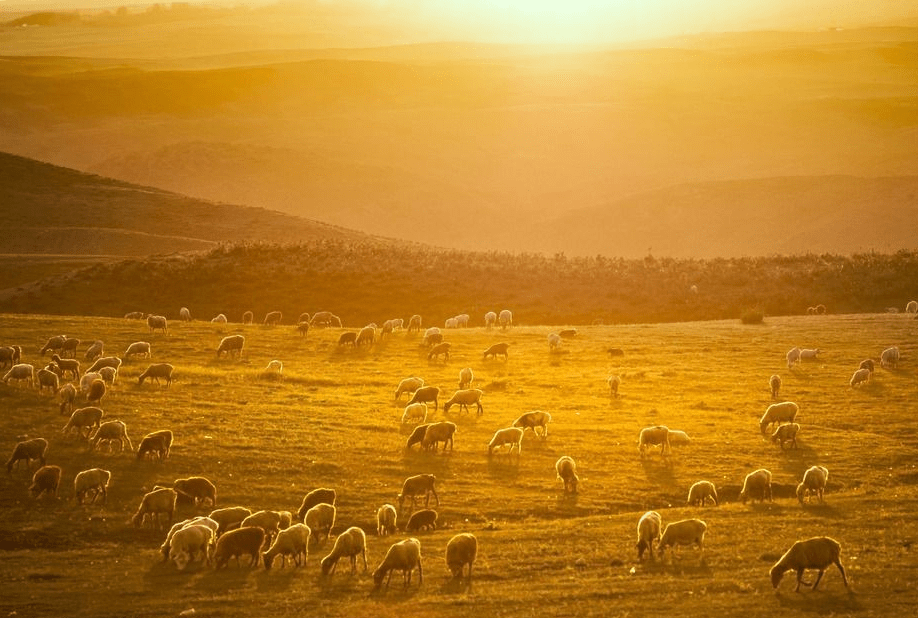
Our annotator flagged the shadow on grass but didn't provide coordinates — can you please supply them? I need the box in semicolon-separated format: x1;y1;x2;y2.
775;588;861;613
440;576;473;595
486;454;521;480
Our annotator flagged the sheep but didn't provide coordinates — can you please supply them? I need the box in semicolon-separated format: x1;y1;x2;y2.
558;328;577;339
405;509;438;532
3;363;34;388
147;315;168;334
548;333;562;350
58;382;77;415
241;510;284;546
209;506;252;536
296;487;337;523
759;401;799;434
173;476;217;507
37;366;60;395
138;363;174;387
555;455;578;493
264;523;311;569
859;358;875;372
50;354;80;379
211;313;228;323
797;465;829;505
297;312;311;324
638;425;670;459
446;533;477;582
422;327;441;346
770;374;781;400
488;427;524;456
401;402;428;425
216;335;245;359
124;311;145;320
377;504;397;536
123;341;151;360
770;537;848;592
320;526;368;575
658;519;707;561
425;333;444;347
30;465;62;499
395;377;424;400
0;344;22;369
6;438;48;473
771;422;800;450
421;422;457;452
169;524;215;570
62;406;104;439
739;468;773;504
296;321;310;337
686;480;718;506
336;331;357;347
160;517;220;563
86;378;106;406
89;420;132;453
667;429;691;446
405;423;432;450
905;300;918;314
607;347;625;357
373;538;423;590
455;313;470;328
513;411;551;437
484;311;497;329
137;429;172;461
443;388;483;415
786;347;801;369
263;310;283;326
799;348;820;361
498;309;513;330
607;374;621;398
635;510;662;560
407;386;440;411
444;317;459;329
97;366;117;387
40;335;67;356
483;342;510;360
458;367;473;390
427;342;451;361
241;311;254;324
179;307;191;321
73;467;111;505
303;503;336;544
815;304;827;314
397;474;439;513
309;311;342;327
407;314;422;333
881;346;900;369
214;526;265;568
132;487;177;529
86;356;122;374
84;341;104;362
80;372;103;393
264;360;283;375
355;325;376;346
848;367;870;388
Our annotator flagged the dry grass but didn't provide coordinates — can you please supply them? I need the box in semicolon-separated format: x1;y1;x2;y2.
0;312;916;617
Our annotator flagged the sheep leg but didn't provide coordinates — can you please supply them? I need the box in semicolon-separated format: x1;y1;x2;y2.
812;569;826;590
362;549;368;572
834;560;849;587
350;555;357;574
417;557;423;584
431;488;440;507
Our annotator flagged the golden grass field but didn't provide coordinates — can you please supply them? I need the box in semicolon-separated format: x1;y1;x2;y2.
1;311;916;617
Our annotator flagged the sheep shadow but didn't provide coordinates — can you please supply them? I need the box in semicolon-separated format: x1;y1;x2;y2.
315;572;367;598
775;588;860;613
192;561;260;591
252;567;300;593
368;583;423;602
485;455;521;480
640;458;676;485
439;576;473;595
659;557;713;578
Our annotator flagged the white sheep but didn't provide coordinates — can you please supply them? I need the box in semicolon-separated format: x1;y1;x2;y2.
786;347;801;369
446;533;477;582
397;474;439;513
555;455;578;493
739;468;773;504
407;386;440;411
241;311;254;324
635;511;662;560
638;425;670;459
513;411;551;437
443;389;483;415
89;420;133;453
123;341;151;359
444;317;459;329
407;314;422;333
241;510;284;546
214;526;265;568
355;325;376;347
658;519;707;561
84;340;104;362
211;313;228;323
667;429;691;446
881;346;900;369
686;480;718;506
0;344;22;369
216;335;245;359
907;300;918;314
421;421;457;452
62;406;104;439
304;503;336;544
80;372;103;393
849;367;871;387
458;367;473;390
401;402;428;425
797;465;829;505
488;427;524;456
160;516;219;563
548;333;562;350
859;359;875;372
138;363;174;386
179;307;191;321
484;311;497;329
320;526;368;575
799;348;820;360
264;360;283;374
3;363;34;388
296;488;337;523
377;504;397;536
147;315;168;334
263;310;283;326
169;524;215;570
498;309;513;330
6;438;48;473
373;538;422;590
86;356;122;374
209;506;252;536
37;366;60;395
770;536;848;592
759;401;799;434
771;422;800;449
132;487;177;529
395;377;425;400
263;523;311;569
608;374;621;398
770;374;781;400
455;314;470;327
58;382;77;415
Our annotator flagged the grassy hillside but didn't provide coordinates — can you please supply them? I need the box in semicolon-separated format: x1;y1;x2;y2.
0;313;915;617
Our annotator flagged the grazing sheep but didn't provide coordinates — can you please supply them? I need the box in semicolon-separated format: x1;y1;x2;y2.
137;429;173;461
659;519;707;561
211;314;228;323
304;503;336;544
296;488;337;523
179;307;191;321
444;317;459;329
488;427;524;456
86;378;106;405
859;358;875;372
771;422;800;450
405;509;438;532
310;311;342;328
443;388;483;415
123;341;151;359
86;356;122;374
40;335;67;356
607;374;621;398
0;344;22;369
458;367;473;390
169;524;215;570
686;481;718;507
607;347;625;357
132;487;177;529
484;311;497;329
241;311;254;324
138;363;174;386
97;366;117;387
147;315;168;335
337;331;357;347
786;347;801;369
173;476;217;508
638;425;670;459
407;314;422;333
770;374;781;400
799;348;820;360
73;468;111;505
3;363;35;388
455;314;470;328
377;504;397;536
421;422;457;452
850;367;871;388
407;386;440;411
427;342;451;361
548;333;562;350
373;538;423;590
513;411;551;437
906;300;918;314
124;311;145;320
79;372;102;393
89;420;132;453
159;517;219;562
37;366;60;395
6;438;48;473
50;354;80;380
816;304;827;314
446;533;477;582
321;526;368;575
84;340;103;362
263;360;283;375
62;406;104;439
559;328;577;339
759;401;799;434
881;346;900;369
422;327;441;346
405;423;432;450
241;510;284;546
555;456;578;493
636;511;663;560
263;311;283;326
216;335;245;359
797;466;829;505
296;312;311;324
355;326;376;347
483;342;511;360
498;309;513;330
667;429;691;446
214;526;265;568
397;474;439;513
58;382;77;415
395;377;425;400
401;402;428;425
264;523;310;569
30;465;62;499
770;537;848;592
739;468;773;504
209;506;252;536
